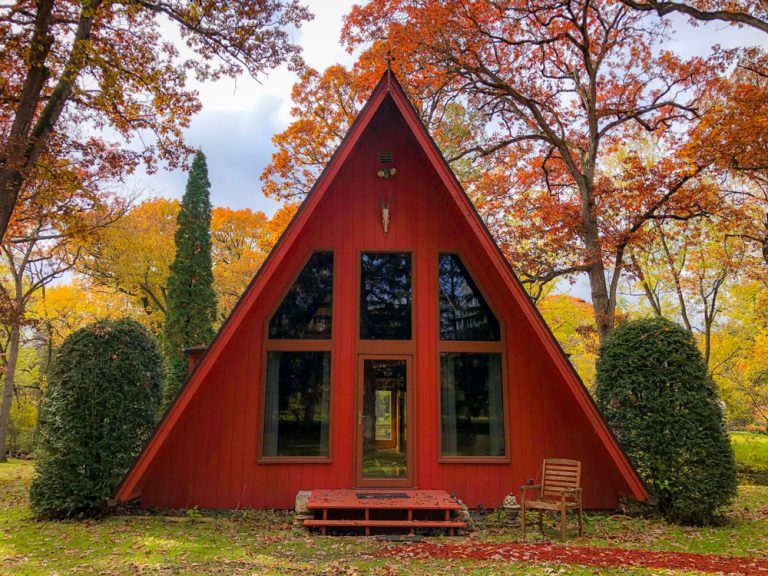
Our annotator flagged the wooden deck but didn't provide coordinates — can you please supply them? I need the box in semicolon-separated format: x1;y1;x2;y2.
304;489;466;535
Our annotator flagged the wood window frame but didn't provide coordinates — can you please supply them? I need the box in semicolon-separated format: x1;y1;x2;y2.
258;249;336;464
436;251;511;464
354;354;415;488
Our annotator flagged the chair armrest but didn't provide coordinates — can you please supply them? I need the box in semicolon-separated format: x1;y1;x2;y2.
559;487;581;494
559;487;582;504
520;484;541;506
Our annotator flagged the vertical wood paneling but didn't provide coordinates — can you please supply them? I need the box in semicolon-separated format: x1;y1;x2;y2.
216;349;233;503
138;94;635;511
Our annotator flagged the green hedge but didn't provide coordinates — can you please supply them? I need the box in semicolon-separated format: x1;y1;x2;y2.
595;318;737;525
30;319;163;519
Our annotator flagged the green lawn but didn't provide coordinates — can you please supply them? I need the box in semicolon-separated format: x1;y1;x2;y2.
731;432;768;480
1;459;766;575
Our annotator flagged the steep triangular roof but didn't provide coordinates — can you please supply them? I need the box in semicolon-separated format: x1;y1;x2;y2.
118;72;648;503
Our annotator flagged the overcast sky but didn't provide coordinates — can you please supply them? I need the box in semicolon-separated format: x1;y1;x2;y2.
126;1;768;218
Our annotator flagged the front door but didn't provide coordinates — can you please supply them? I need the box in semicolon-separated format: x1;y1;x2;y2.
355;355;413;487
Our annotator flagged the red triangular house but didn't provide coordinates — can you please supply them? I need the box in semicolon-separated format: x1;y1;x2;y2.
118;72;648;510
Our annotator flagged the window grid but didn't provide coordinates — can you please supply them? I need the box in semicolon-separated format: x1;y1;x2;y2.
261;251;335;463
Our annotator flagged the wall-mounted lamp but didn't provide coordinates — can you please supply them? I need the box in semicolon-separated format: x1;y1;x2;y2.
377;167;398;179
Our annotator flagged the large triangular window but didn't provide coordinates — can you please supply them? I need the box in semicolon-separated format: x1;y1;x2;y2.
269;251;333;339
438;254;500;341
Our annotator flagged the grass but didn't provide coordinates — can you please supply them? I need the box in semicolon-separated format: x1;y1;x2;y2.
731;432;768;476
1;460;766;575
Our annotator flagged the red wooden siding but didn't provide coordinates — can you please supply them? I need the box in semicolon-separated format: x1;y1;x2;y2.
120;76;646;510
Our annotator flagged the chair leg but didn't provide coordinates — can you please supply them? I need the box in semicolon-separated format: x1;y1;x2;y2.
578;501;583;536
521;501;526;539
560;507;567;540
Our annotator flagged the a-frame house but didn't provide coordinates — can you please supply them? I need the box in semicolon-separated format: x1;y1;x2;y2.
118;72;648;511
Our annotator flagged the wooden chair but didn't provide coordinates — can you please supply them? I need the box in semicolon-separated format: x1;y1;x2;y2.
520;458;583;539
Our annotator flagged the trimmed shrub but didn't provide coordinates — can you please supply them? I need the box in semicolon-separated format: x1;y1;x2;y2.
30;319;163;518
595;317;737;525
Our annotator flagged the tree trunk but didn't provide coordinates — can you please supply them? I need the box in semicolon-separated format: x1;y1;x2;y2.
0;323;22;462
588;263;614;342
579;183;614;341
33;320;52;444
703;320;712;366
659;226;693;333
0;170;24;243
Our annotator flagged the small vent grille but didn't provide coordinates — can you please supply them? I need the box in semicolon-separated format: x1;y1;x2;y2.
378;151;393;163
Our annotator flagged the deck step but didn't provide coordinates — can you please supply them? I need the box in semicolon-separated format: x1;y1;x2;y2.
303;519;466;528
301;489;465;535
306;489;461;510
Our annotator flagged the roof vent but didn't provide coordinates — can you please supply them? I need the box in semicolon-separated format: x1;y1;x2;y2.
378;151;393;163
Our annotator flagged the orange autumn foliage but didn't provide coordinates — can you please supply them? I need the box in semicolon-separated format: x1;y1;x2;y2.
258;202;300;254
0;0;311;240
212;207;270;322
80;198;297;328
261;67;370;201
681;48;768;268
340;0;721;338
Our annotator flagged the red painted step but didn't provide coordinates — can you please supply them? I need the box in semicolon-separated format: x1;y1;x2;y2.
304;489;466;536
304;520;466;528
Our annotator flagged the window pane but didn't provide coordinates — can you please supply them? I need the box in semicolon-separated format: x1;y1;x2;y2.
360;253;412;340
362;359;407;479
269;252;333;339
441;353;505;457
439;254;500;341
263;351;330;457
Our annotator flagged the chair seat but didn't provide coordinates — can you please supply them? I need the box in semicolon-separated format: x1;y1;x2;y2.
525;499;579;511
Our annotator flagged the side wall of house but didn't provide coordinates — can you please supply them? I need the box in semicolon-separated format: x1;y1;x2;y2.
139;97;628;510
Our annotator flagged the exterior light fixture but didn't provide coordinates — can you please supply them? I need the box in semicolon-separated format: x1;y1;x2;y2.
377;167;398;179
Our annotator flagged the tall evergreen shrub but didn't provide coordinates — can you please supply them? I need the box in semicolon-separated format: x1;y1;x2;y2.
595;317;737;525
29;319;163;518
163;150;217;407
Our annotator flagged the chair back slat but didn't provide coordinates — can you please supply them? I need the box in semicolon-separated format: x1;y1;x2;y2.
541;458;581;500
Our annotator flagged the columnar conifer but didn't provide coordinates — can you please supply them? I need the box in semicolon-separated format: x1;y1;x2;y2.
163;151;217;407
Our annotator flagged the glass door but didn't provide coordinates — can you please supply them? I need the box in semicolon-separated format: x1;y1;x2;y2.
356;356;412;486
